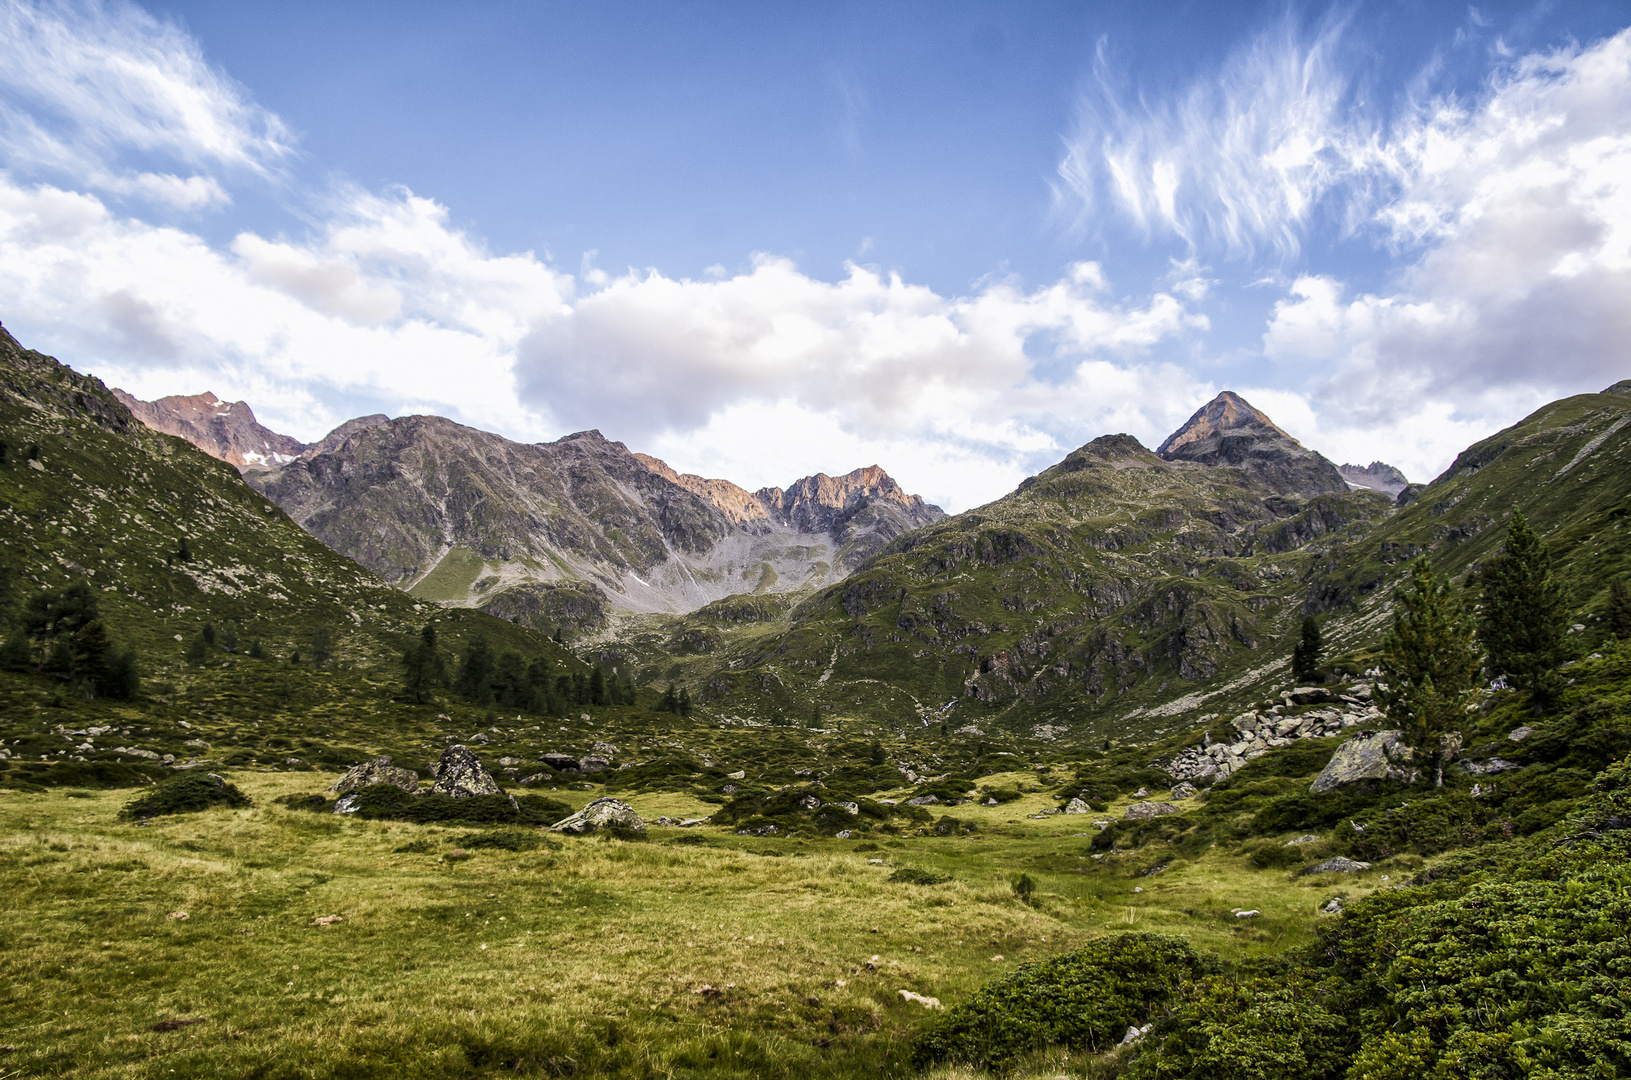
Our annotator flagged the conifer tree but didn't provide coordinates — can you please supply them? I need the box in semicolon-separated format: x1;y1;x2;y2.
401;623;447;704
1478;510;1570;704
309;625;334;668
1377;558;1480;787
1292;615;1323;684
454;635;495;704
660;683;678;714
589;666;607;706
678;687;692;717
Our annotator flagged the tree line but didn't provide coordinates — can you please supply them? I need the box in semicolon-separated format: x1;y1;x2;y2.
0;575;139;700
401;625;638;714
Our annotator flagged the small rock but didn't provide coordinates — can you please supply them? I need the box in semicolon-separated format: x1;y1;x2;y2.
1306;856;1372;874
167;911;189;920
538;753;580;771
835;830;853;840
906;795;940;806
1323;897;1344;913
312;914;342;927
592;741;618;757
1461;758;1521;775
679;818;707;827
989;954;1004;962
1064;797;1090;814
549;797;646;834
727;770;746;780
578;754;610;774
1234;909;1260;918
1168;782;1198;800
498;756;522;768
898;990;943;1010
1507;726;1537;742
1124;801;1180;820
330;756;419;795
469;733;490;745
1284;835;1321;846
799;794;822;811
721;784;738;795
1132;788;1151;798
284;757;305;767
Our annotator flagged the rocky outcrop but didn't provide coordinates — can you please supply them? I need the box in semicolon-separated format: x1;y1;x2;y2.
1160;685;1383;784
549;797;645;834
329;756;419;795
111;389;307;471
430;745;504;798
1157;391;1348;498
1124;801;1181;819
1310;731;1416;793
1338;461;1410;497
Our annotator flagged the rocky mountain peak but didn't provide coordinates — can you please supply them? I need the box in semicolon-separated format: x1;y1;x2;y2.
111;387;307;471
1157;391;1294;457
1156;390;1348;499
1338;461;1410;497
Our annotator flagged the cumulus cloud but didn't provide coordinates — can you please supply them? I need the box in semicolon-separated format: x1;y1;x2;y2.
0;0;290;205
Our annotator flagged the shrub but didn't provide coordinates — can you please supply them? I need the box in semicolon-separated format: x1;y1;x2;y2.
274;793;331;812
453;829;561;851
910;933;1205;1073
888;866;952;885
120;772;251;820
1011;873;1036;903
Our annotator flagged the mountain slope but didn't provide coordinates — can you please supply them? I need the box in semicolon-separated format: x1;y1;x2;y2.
110;389;308;471
247;416;942;631
1158;390;1348;498
620;427;1393;740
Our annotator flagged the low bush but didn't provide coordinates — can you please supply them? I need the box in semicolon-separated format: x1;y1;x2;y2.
910;932;1205;1073
120;772;251;820
888;866;952;885
274;793;331;812
453;829;561;851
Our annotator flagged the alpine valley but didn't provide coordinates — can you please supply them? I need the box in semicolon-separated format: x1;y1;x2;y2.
5;320;1631;1080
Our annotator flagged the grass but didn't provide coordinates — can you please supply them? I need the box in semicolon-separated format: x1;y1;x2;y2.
0;767;1383;1079
408;546;490;603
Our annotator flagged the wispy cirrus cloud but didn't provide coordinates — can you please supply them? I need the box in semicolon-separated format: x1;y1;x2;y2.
0;0;291;208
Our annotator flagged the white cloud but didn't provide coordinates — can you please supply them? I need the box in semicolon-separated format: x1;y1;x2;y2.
0;0;291;205
1056;13;1369;258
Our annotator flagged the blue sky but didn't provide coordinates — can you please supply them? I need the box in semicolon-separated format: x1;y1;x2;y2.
1;0;1629;510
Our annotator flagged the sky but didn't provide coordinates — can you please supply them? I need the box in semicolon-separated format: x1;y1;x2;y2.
0;0;1628;512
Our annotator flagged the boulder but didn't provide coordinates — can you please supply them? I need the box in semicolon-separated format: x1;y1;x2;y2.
578;754;610;774
539;753;580;772
1507;726;1537;742
1306;856;1372;874
1168;782;1198;801
592;741;618;757
1287;686;1335;705
1310;731;1416;794
430;745;504;798
329;756;419;795
1064;797;1091;814
1124;801;1180;820
549;797;645;835
906;795;939;806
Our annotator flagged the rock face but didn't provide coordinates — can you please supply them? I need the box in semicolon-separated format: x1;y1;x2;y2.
110;389;307;471
1310;731;1416;793
1338;461;1410;497
549;797;645;834
430;745;504;798
244;415;943;623
1157;391;1349;498
329;756;419;795
1160;684;1382;784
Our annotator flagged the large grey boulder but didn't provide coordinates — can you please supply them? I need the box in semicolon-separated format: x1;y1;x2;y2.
538;753;580;772
430;745;504;798
1124;801;1181;820
549;797;646;835
329;756;419;795
1310;731;1416;794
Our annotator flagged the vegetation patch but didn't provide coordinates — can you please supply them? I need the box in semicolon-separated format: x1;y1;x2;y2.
335;783;570;826
119;772;251;820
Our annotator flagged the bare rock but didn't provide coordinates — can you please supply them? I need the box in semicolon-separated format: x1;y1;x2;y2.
906;795;940;806
539;753;580;772
549;797;645;834
1064;797;1091;814
578;754;610;774
1507;726;1537;742
1310;731;1416;794
1461;757;1522;775
430;745;504;798
1168;782;1198;801
329;756;419;795
1124;801;1180;820
1306;856;1372;874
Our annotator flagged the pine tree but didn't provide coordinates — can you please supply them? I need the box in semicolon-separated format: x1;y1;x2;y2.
589;666;607;706
20;583;99;672
1607;579;1631;639
185;632;208;666
1478;510;1570;704
401;623;447;705
1377;558;1480;788
454;636;495;704
1292;615;1323;684
660;683;678;714
309;626;335;668
678;687;692;717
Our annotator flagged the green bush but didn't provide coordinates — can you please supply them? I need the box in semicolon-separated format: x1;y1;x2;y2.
1124;973;1349;1080
888;866;952;885
120;772;251;820
274;793;331;812
910;932;1205;1073
453;829;560;851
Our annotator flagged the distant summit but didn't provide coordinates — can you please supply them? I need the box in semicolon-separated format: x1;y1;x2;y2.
1157;391;1348;498
110;389;307;471
1338;461;1410;497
